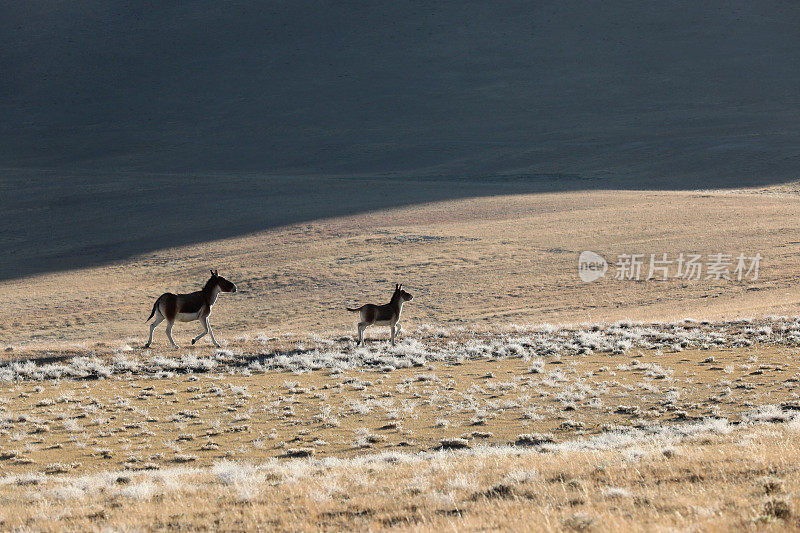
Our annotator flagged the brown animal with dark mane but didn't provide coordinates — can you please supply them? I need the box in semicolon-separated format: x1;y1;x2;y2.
347;284;413;345
145;270;237;349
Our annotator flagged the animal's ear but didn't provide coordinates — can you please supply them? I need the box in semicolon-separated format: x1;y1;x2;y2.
210;269;215;276
398;284;403;290
395;283;399;290
215;269;219;276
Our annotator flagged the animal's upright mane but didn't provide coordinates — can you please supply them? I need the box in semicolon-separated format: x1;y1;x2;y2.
202;276;217;292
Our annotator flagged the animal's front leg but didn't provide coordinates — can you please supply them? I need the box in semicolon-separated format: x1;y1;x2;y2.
192;318;209;345
390;323;396;345
207;321;221;348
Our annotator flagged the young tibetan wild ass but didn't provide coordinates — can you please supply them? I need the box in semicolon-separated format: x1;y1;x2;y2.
145;270;237;349
347;284;413;345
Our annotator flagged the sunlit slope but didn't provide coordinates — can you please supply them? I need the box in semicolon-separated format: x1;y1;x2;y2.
2;188;799;346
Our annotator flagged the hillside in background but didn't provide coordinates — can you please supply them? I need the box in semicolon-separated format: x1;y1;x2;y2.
3;0;799;181
1;1;799;278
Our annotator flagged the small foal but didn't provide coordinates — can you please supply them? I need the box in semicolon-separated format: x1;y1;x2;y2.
347;284;413;345
145;270;237;349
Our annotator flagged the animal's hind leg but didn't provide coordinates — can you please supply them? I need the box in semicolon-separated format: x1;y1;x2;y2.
357;323;367;345
144;313;164;348
191;318;209;345
165;321;179;349
390;323;396;346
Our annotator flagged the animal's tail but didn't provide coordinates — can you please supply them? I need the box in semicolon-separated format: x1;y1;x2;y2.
346;306;362;312
146;297;160;322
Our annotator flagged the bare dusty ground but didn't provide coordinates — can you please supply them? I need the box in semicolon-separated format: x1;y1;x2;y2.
0;343;798;477
2;187;800;348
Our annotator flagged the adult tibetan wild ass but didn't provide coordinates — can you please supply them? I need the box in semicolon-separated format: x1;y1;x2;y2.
347;284;413;345
145;270;237;349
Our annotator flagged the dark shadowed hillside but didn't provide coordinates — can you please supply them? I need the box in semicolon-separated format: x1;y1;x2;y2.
3;0;799;179
1;1;799;278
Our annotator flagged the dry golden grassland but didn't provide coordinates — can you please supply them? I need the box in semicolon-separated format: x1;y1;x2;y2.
2;411;800;531
1;322;800;530
2;187;800;531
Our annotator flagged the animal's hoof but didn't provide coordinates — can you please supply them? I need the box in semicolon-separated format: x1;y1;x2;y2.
191;339;196;345
143;345;150;349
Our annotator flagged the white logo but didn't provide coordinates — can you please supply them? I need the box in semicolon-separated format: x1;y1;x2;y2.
578;251;608;282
